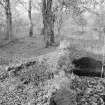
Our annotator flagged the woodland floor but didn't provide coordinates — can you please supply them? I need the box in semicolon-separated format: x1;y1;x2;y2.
0;31;105;105
0;30;104;66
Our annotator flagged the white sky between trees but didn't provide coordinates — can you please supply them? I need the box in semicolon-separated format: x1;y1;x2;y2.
15;0;41;20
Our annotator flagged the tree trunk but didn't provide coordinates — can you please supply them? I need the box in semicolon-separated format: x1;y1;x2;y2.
29;0;33;37
81;25;84;33
42;0;55;48
5;0;13;40
82;25;85;33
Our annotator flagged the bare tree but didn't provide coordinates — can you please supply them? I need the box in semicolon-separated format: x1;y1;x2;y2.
17;0;33;37
74;14;87;33
42;0;55;48
28;0;33;37
55;6;71;35
0;0;13;40
5;0;13;40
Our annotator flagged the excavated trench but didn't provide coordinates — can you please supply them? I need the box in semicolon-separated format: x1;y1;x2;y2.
72;57;105;77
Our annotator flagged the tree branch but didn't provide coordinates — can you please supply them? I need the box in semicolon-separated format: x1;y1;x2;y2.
0;0;5;9
82;6;100;16
18;0;29;11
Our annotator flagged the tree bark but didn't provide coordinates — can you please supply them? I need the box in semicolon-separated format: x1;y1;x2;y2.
42;0;55;48
81;25;84;33
5;0;13;40
28;0;33;37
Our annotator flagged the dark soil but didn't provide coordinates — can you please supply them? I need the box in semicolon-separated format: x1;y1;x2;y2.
72;57;105;77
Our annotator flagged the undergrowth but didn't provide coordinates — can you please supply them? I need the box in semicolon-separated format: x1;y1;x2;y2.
0;46;105;105
0;58;55;105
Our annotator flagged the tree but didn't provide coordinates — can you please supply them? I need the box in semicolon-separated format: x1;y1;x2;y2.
60;0;105;78
74;14;87;33
42;0;55;48
54;5;66;35
17;0;34;37
79;16;86;33
5;0;13;40
28;0;33;37
0;0;13;40
56;12;63;35
41;0;83;47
